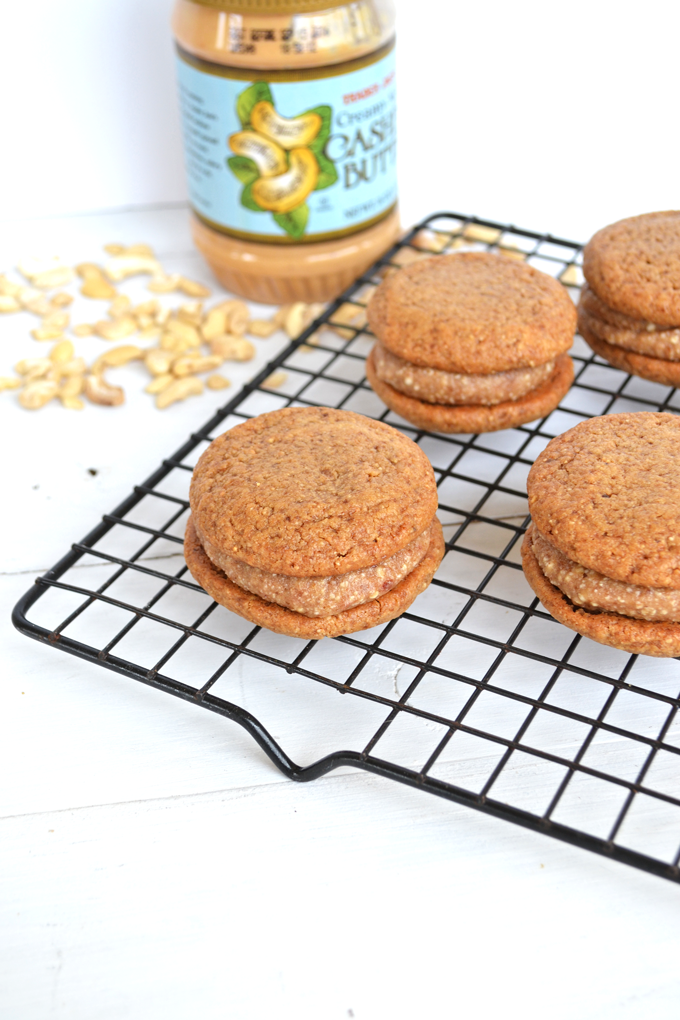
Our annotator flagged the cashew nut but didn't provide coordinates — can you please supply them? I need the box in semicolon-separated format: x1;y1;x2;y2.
155;376;203;410
84;373;125;406
15;357;52;380
209;335;255;361
145;373;174;395
50;340;75;364
91;345;143;373
145;349;175;376
19;380;59;409
202;301;249;340
247;319;278;338
172;354;223;377
94;316;138;341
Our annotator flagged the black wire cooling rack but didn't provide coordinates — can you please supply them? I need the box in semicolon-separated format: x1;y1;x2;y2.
13;212;680;883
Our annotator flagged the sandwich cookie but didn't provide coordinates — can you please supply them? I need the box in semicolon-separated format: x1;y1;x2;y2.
185;406;445;638
579;211;680;386
522;412;680;657
365;251;576;433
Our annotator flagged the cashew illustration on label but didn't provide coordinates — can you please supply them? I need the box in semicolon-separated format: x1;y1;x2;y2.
251;149;319;214
250;102;323;150
228;131;288;177
227;82;337;239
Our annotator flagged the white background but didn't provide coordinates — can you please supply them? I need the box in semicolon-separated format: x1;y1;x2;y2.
1;0;678;240
2;2;680;1019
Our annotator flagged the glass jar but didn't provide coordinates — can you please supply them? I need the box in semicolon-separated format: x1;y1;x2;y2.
172;0;399;303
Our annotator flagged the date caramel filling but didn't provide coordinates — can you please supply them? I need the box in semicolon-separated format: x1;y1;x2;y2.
532;527;680;623
372;341;555;406
197;523;433;618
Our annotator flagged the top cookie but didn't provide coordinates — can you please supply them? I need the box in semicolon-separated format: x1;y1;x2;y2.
582;211;680;326
367;251;576;374
527;412;680;588
189;406;438;577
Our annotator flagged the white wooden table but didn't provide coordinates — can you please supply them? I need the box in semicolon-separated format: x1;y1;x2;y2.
2;207;680;1020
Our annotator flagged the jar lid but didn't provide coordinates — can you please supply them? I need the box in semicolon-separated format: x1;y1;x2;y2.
187;0;345;12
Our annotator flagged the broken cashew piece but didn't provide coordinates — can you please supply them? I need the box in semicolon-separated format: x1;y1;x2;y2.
58;357;87;378
172;354;223;377
92;345;143;373
155;376;203;409
147;273;181;294
284;301;324;338
202;300;249;340
15;357;52;381
59;375;84;400
50;340;75;365
247;318;278;338
206;374;230;390
84;373;125;406
105;254;161;281
19;380;59;409
31;326;65;342
94;316;138;341
178;278;211;298
209;335;255;361
145;373;174;395
145;349;175;376
262;370;288;390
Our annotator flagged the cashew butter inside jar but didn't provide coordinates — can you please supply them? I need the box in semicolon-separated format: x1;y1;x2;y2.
172;0;398;303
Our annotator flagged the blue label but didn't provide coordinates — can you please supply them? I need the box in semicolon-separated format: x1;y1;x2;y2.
176;47;397;242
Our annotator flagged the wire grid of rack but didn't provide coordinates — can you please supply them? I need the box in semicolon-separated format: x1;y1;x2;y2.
13;212;680;884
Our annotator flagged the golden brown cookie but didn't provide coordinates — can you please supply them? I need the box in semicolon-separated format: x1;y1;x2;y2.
185;515;445;638
579;319;680;387
366;349;574;434
577;305;680;361
190;406;438;576
367;251;577;374
186;406;444;637
527;413;680;587
522;525;680;657
582;211;680;326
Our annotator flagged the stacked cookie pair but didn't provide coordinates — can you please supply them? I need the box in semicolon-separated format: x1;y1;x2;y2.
366;252;576;434
522;412;680;658
185;407;444;638
578;211;680;386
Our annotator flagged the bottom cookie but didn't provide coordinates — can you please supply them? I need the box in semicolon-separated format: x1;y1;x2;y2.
521;526;680;657
580;321;680;387
365;350;574;433
185;516;446;638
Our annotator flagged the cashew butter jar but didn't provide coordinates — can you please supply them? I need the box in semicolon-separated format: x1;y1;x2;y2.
172;0;399;303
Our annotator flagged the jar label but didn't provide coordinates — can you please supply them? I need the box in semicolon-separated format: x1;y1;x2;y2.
176;44;396;243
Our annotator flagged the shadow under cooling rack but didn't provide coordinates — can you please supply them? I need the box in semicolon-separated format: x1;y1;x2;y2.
13;211;680;884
